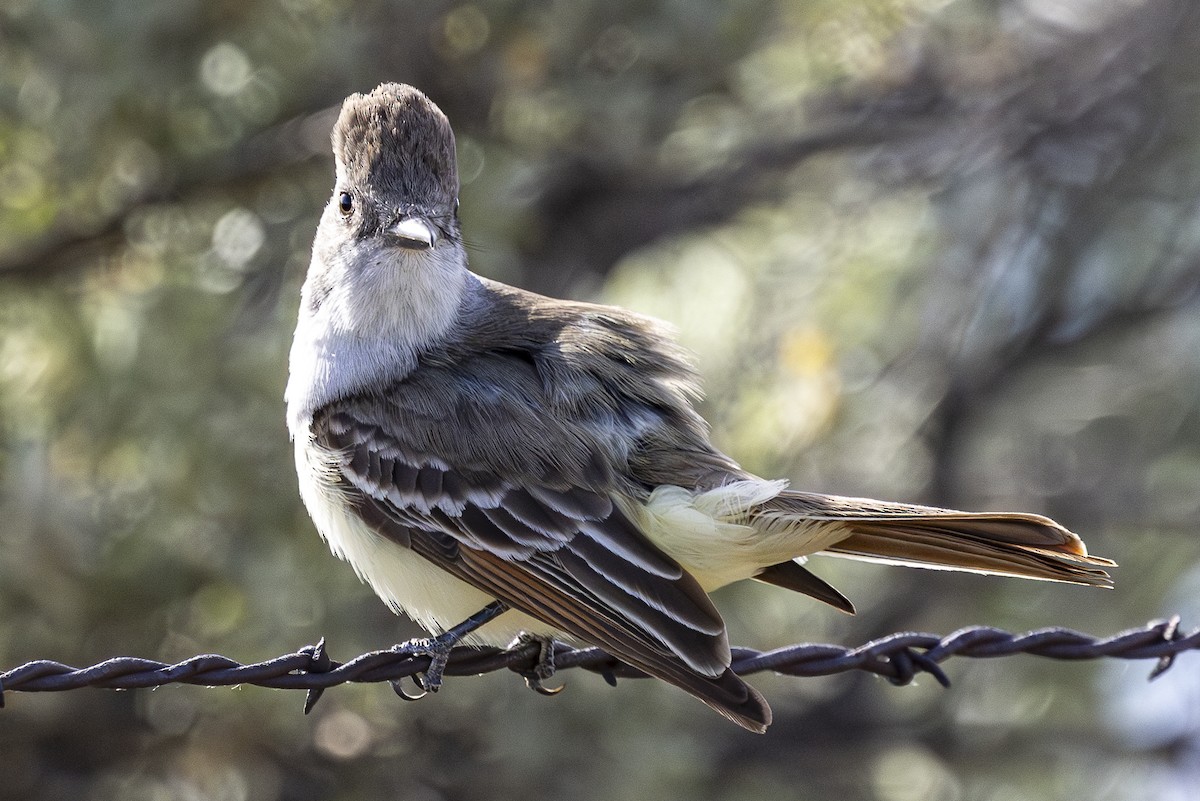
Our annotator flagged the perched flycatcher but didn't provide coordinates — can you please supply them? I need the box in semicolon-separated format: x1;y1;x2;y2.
286;83;1114;733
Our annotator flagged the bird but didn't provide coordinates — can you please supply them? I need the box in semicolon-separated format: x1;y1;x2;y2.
285;83;1115;733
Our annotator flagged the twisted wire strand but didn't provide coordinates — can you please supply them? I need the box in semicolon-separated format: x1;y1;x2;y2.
1;617;1195;709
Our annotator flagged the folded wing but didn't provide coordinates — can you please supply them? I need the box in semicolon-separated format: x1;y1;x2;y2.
315;405;772;733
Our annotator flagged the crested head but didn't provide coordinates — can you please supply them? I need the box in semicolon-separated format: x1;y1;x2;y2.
333;83;459;214
286;84;475;432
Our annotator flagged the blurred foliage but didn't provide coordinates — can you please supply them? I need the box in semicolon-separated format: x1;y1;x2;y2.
2;0;1200;799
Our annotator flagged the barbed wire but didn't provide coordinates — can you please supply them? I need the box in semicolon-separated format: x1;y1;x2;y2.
1;616;1195;711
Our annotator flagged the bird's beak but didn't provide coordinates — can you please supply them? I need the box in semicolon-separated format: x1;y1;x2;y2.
387;217;438;250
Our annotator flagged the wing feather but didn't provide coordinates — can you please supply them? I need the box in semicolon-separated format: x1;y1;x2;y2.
314;400;768;730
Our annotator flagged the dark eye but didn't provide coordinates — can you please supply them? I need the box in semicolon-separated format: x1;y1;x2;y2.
337;192;353;215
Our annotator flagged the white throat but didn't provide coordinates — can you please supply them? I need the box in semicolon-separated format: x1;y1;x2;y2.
285;238;472;435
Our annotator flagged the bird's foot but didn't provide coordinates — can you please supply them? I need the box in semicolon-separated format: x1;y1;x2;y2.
511;634;564;696
391;601;510;694
396;634;456;693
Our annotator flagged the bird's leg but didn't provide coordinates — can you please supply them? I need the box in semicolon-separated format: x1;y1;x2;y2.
397;601;509;692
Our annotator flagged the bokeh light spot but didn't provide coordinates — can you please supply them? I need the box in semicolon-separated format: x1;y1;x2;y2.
200;42;253;97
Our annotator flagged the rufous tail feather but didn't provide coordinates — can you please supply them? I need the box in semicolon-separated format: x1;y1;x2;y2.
758;491;1115;588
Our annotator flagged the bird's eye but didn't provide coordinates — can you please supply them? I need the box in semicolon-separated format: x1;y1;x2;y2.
337;192;353;215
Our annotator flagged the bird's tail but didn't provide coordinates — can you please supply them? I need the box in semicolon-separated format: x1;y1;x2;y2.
754;491;1115;589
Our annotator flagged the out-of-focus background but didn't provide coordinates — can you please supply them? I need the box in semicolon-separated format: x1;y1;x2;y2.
2;0;1199;798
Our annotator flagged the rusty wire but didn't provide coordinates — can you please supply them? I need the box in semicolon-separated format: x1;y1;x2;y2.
1;616;1195;710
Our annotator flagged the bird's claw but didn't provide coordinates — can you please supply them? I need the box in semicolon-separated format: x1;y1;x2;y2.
391;634;456;693
512;634;565;696
390;676;428;701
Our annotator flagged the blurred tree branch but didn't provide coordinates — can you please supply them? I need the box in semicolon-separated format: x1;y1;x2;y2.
815;0;1200;504
520;123;892;295
0;109;885;292
0;106;338;282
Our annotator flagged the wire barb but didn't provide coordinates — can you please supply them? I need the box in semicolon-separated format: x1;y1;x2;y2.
302;638;331;715
1149;615;1183;680
1;618;1195;707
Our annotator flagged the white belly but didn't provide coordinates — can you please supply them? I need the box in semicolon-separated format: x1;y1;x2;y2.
294;437;561;646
